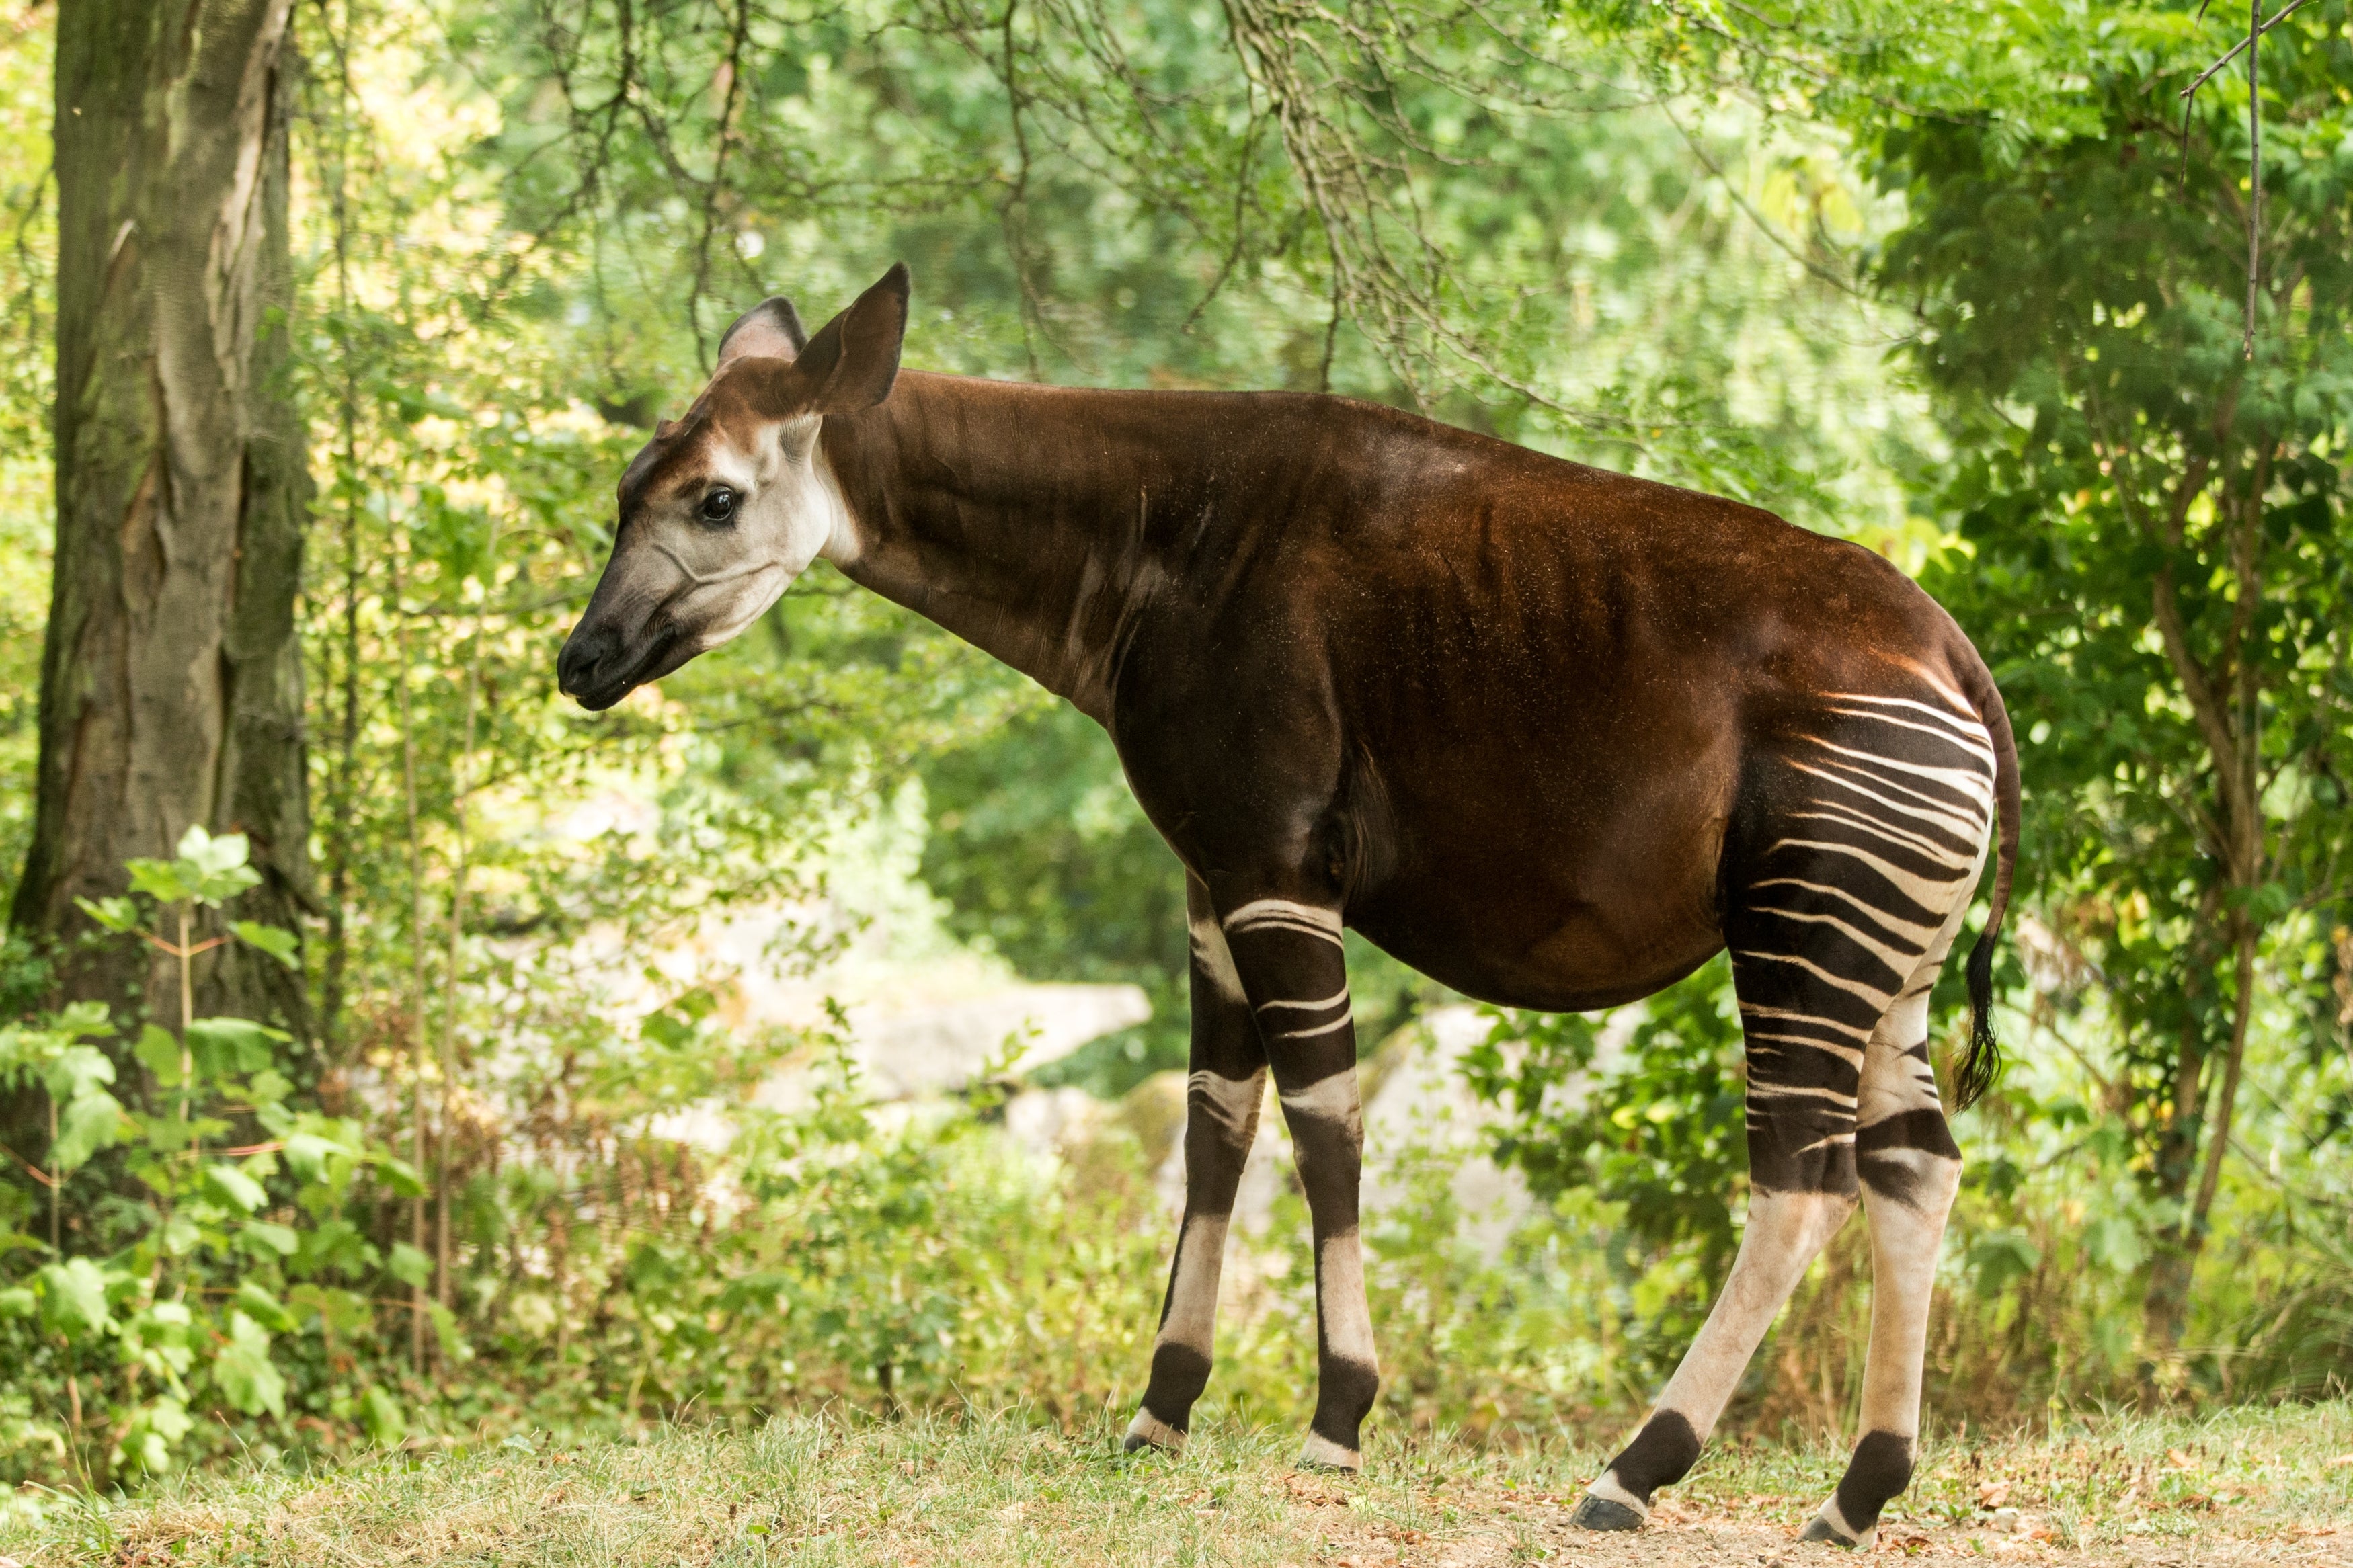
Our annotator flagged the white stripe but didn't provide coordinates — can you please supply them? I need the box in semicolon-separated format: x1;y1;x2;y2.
1787;804;1972;866
1277;1070;1359;1124
1743;1031;1866;1067
1764;836;1971;908
1748;1083;1862;1109
1257;988;1349;1014
1737;1001;1874;1041
1743;903;1922;975
1272;1009;1354;1041
1189;912;1247;1005
1187;1070;1263;1138
1798;747;1986;818
1733;946;1901;1007
1222;898;1343;938
1804;751;1992;821
1818;704;1997;764
1748;877;1942;941
1823;688;1981;727
1316;1230;1378;1367
1782;759;1987;840
1156;1213;1230;1356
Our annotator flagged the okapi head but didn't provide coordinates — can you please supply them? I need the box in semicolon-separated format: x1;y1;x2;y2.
555;264;912;710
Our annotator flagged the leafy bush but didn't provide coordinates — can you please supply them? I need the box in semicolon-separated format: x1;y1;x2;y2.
0;829;420;1487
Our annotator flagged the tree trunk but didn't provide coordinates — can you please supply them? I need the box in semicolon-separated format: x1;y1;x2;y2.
14;0;311;1031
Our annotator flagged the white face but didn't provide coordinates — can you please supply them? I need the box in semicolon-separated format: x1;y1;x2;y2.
556;411;860;711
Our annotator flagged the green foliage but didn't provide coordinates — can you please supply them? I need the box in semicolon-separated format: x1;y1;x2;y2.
0;833;416;1487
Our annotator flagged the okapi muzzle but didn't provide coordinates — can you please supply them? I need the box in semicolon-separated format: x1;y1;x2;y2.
557;263;2022;1534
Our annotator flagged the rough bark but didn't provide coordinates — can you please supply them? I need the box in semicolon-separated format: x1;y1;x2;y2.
13;0;311;1031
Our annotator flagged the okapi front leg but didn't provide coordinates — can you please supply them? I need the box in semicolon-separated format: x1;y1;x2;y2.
1127;878;1268;1453
1219;895;1378;1471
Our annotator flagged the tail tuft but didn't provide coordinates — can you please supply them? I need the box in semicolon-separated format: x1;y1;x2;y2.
1955;929;2003;1112
1952;655;2020;1114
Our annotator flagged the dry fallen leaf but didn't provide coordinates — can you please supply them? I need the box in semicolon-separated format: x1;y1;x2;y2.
2325;1454;2353;1469
1976;1479;2011;1508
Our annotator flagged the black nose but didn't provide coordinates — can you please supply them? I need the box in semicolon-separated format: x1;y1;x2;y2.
557;626;614;698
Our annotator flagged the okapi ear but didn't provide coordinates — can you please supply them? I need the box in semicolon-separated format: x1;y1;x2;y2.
786;263;911;414
715;296;809;370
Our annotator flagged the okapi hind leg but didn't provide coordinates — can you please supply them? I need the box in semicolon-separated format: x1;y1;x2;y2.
1126;878;1269;1454
1578;687;1995;1532
1802;904;1974;1548
1570;1185;1856;1530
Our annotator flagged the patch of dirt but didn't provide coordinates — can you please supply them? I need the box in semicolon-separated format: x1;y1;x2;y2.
1293;1497;2351;1568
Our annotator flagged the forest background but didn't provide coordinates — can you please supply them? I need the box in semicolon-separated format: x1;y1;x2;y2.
0;0;2346;1507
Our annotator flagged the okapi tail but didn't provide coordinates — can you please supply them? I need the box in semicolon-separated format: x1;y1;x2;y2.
1955;657;2020;1112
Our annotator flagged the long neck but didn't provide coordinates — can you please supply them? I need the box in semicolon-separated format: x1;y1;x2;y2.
816;371;1193;724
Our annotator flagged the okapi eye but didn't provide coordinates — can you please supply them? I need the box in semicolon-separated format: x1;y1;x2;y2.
699;487;737;524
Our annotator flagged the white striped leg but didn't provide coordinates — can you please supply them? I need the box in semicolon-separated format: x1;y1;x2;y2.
1803;907;1972;1549
1128;895;1267;1453
1220;895;1378;1471
1573;1187;1854;1530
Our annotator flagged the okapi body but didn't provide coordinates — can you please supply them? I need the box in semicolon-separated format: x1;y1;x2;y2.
557;267;2020;1549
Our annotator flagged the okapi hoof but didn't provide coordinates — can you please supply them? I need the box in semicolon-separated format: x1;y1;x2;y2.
1296;1432;1362;1472
1122;1409;1185;1455
1799;1511;1873;1550
1570;1494;1646;1532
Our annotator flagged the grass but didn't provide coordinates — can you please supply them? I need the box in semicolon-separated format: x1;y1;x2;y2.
4;1402;2348;1566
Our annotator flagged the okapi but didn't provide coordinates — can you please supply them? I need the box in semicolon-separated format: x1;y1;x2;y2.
556;265;2020;1549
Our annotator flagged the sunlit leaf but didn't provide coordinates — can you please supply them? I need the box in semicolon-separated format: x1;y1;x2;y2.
387;1243;432;1290
49;1089;127;1174
232;921;300;968
234;1280;298;1333
212;1312;286;1417
204;1163;268;1215
38;1257;116;1341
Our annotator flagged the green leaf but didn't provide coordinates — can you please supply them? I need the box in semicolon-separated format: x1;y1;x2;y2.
38;1257;116;1341
360;1385;407;1446
211;1343;285;1420
204;1162;268;1215
284;1130;351;1182
116;1396;192;1475
173;827;263;907
42;1043;116;1104
387;1242;432;1290
232;921;300;968
240;1220;299;1258
135;1024;184;1088
234;1280;298;1334
73;895;143;934
52;1001;114;1040
0;1286;36;1319
426;1300;466;1362
212;1312;286;1417
186;1016;290;1077
124;858;195;905
2084;1215;2145;1274
378;1156;424;1198
50;1089;126;1174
